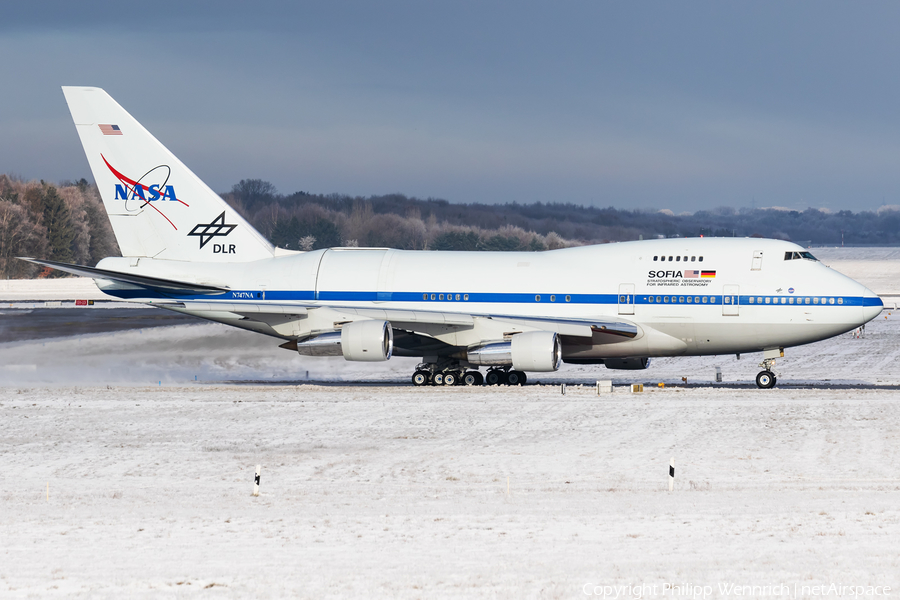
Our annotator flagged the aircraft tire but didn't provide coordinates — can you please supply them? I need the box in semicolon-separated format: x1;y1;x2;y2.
486;370;508;386
412;370;430;386
432;372;444;386
507;371;526;386
463;372;481;386
443;371;458;386
756;370;776;389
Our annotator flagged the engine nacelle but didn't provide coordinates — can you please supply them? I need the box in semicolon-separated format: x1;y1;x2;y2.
466;331;562;372
340;320;393;361
296;320;393;361
604;357;651;370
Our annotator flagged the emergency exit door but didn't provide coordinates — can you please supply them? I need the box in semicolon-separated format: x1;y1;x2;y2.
722;284;740;316
618;283;635;315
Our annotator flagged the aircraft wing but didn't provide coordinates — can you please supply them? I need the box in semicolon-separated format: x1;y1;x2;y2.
162;299;639;341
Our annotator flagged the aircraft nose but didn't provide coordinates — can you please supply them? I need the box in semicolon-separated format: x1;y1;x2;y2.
861;288;883;323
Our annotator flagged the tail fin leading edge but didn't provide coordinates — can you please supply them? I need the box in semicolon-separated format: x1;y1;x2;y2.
62;86;274;262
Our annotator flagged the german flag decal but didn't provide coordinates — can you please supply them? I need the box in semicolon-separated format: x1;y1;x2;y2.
701;270;716;278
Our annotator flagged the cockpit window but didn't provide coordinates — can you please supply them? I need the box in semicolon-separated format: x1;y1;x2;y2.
784;251;818;261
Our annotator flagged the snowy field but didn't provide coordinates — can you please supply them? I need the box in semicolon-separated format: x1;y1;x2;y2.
1;315;899;597
1;252;899;598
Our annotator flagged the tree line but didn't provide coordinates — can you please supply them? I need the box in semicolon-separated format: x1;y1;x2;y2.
2;174;900;278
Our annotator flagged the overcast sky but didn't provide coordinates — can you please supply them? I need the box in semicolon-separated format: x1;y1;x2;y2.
3;1;900;212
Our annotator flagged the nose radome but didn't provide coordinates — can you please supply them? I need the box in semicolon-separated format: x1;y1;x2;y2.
862;287;883;323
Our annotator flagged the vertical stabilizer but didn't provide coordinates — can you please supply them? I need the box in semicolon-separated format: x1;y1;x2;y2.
62;86;274;262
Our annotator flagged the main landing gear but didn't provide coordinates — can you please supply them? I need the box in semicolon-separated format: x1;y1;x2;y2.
755;358;777;389
410;363;527;387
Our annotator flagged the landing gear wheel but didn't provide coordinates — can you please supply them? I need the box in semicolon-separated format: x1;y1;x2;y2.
412;370;429;386
443;371;458;386
507;371;527;386
756;370;776;389
463;372;482;386
432;372;444;386
485;370;508;386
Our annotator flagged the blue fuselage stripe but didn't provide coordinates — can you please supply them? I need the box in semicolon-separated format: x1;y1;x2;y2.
104;288;883;309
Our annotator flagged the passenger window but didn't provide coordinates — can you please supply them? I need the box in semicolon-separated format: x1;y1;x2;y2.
804;297;809;304
699;257;704;262
649;296;654;303
455;294;460;301
653;256;658;261
430;294;436;300
535;295;541;302
813;298;819;304
765;297;770;304
683;256;688;262
789;297;794;304
829;298;835;305
676;256;681;261
781;298;786;304
702;296;707;304
749;297;755;304
691;256;696;262
663;296;669;303
838;298;843;305
694;296;699;303
725;297;731;304
550;295;555;302
565;295;571;302
439;294;444;300
464;294;469;301
423;293;428;300
669;256;673;261
686;296;692;303
710;296;716;302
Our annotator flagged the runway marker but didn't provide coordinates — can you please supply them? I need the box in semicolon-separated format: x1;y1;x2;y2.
668;457;675;492
715;367;722;383
253;465;261;497
561;384;566;395
597;380;612;394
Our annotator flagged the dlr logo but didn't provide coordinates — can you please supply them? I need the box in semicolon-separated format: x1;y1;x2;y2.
213;244;236;254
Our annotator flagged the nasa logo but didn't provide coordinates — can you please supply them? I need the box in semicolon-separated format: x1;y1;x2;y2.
788;287;795;294
114;184;178;202
102;155;188;230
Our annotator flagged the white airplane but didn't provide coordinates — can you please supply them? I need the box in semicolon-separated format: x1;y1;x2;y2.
25;87;884;388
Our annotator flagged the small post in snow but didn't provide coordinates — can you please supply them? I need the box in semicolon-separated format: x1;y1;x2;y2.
668;457;675;492
253;465;261;497
561;383;566;395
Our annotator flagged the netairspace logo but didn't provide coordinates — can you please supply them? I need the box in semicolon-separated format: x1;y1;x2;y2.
582;582;893;599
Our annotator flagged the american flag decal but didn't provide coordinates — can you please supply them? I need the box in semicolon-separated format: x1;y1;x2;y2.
684;270;699;278
99;124;122;136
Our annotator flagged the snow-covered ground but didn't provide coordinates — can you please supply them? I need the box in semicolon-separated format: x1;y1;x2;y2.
1;315;899;597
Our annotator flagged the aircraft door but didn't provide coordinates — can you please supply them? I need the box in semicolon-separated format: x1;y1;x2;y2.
618;283;635;315
722;284;740;316
751;250;763;270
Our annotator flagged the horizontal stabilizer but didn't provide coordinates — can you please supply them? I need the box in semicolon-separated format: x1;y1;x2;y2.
18;258;229;295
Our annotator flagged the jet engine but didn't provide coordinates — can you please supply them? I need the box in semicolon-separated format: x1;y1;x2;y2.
296;320;393;362
465;331;562;372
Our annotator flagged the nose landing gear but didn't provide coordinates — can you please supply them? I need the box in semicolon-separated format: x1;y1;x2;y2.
755;358;778;389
